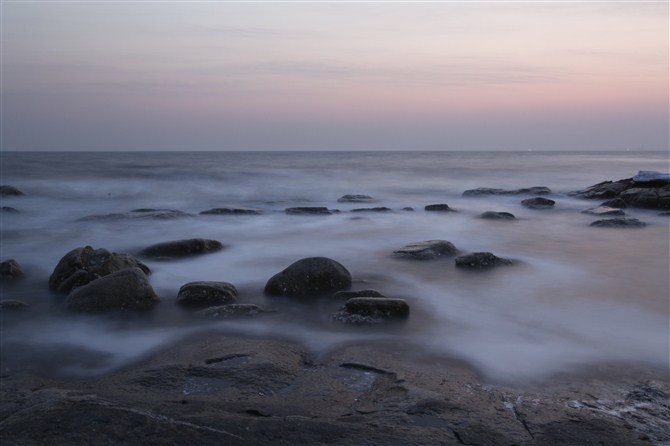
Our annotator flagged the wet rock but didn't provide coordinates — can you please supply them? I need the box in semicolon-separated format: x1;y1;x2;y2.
478;211;516;220
581;206;626;216
338;194;375;203
0;299;29;311
350;207;392;213
264;257;352;297
600;198;628;209
177;282;237;308
77;209;192;221
402;207;415;212
63;267;159;313
1;206;19;213
424;204;455;212
455;252;513;268
590;217;647;228
0;185;24;196
1;259;24;280
570;179;633;200
572;172;670;209
333;289;386;299
521;197;555;209
393;240;459;260
138;238;223;260
632;170;670;184
200;208;261;215
620;186;670;210
49;246;150;293
333;298;410;324
197;304;270;319
285;207;335;215
463;186;551;196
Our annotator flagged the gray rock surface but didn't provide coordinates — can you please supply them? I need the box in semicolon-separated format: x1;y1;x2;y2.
49;246;150;293
138;238;223;260
393;240;459;260
333;289;386;299
285;207;335;215
350;207;392;213
77;209;192;221
455;252;513;268
200;208;261;215
0;185;24;196
333;297;410;324
571;171;670;209
177;282;238;308
521;197;555;209
337;194;375;203
463;186;551;196
196;304;270;319
424;204;455;212
264;257;352;297
0;259;24;280
590;217;647;228
478;211;516;220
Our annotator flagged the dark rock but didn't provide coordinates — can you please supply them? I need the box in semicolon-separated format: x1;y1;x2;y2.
77;209;192;221
337;194;375;203
632;170;670;185
285;207;335;215
333;289;386;299
333;298;410;324
620;186;670;210
196;304;270;319
49;246;150;293
425;204;455;212
455;252;513;268
590;217;646;228
200;208;261;215
0;185;24;196
463;186;551;196
138;238;223;260
1;206;19;213
572;172;670;210
581;206;625;216
570;179;633;200
177;282;237;308
350;207;392;213
601;198;628;208
264;257;352;297
0;299;29;311
1;259;24;280
63;267;159;313
521;197;555;209
402;207;415;212
660;211;670;216
478;211;516;220
393;240;459;260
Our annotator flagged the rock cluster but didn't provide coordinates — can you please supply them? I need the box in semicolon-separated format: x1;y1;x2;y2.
571;171;670;210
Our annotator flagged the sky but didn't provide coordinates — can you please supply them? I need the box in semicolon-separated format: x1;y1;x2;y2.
1;1;668;151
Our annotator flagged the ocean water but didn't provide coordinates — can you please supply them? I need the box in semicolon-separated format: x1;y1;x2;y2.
1;150;668;382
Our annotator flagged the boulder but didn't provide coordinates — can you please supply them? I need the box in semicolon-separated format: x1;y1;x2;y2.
581;206;625;216
338;194;375;203
478;211;516;220
350;207;392;213
49;246;150;293
619;186;670;210
138;238;223;260
1;259;24;280
463;186;551;196
333;298;410;324
200;208;261;215
393;240;459;260
177;282;238;308
0;185;24;196
571;172;670;209
590;217;647;228
264;257;352;297
333;289;386;299
63;267;159;313
196;304;270;319
455;252;513;268
425;204;455;212
285;207;335;215
570;180;633;200
0;300;29;311
521;197;555;209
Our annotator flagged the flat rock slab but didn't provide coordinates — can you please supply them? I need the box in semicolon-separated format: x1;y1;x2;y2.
463;186;551;196
333;297;410;324
582;206;625;216
424;204;456;212
393;240;459;260
138;238;224;260
197;304;269;319
337;194;375;203
200;208;261;215
478;211;516;220
590;217;647;228
77;209;192;221
455;252;513;268
521;197;555;209
285;207;335;215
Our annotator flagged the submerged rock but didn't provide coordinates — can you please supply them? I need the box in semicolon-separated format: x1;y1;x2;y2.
581;206;625;216
285;207;335;215
200;208;261;215
197;304;270;319
620;186;670;210
333;289;386;299
333;297;410;324
77;209;192;221
425;204;455;212
49;246;150;293
177;282;238;308
338;194;375;203
1;207;19;213
600;198;628;209
350;207;392;213
393;240;459;260
63;267;159;313
138;238;223;260
0;185;24;196
264;257;352;297
0;259;24;280
0;299;29;311
478;211;516;220
590;217;647;228
463;186;551;196
521;197;555;209
455;252;513;268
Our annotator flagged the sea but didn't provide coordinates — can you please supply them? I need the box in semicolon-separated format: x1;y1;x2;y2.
1;150;668;383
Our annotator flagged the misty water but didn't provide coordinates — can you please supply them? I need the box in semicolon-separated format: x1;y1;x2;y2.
1;151;668;382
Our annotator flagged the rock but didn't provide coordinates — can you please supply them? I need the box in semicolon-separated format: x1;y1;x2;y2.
0;185;24;196
49;247;150;293
1;206;19;213
333;289;386;299
77;209;192;221
581;206;625;216
196;304;270;319
572;172;670;209
393;240;459;260
455;252;512;268
138;238;223;260
0;259;24;280
63;267;159;313
264;257;352;297
338;194;375;203
590;217;647;228
521;197;555;209
333;298;410;324
285;207;335;215
425;204;455;212
402;207;415;212
177;282;237;308
570;180;633;200
478;211;516;220
350;207;392;213
200;208;261;215
632;171;670;184
660;211;670;216
463;186;551;196
600;198;628;209
620;186;670;210
0;300;29;311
